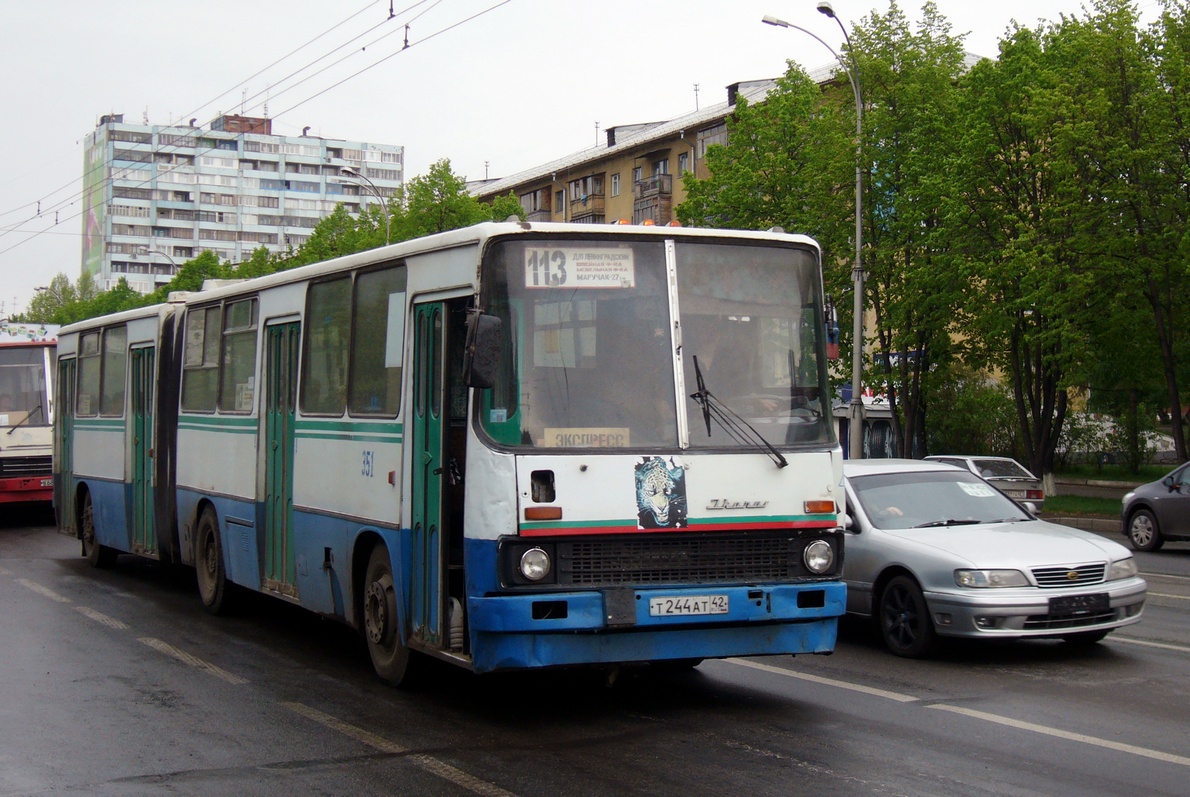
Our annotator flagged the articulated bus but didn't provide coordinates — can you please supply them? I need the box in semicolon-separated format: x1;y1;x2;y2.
1;323;58;505
54;222;845;683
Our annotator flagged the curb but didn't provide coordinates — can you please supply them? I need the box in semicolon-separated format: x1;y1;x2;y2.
1040;514;1121;535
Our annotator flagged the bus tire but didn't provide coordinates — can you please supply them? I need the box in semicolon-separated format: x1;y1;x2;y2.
363;544;413;685
195;507;234;615
81;491;117;568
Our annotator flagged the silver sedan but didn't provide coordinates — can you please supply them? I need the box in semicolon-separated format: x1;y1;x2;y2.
841;459;1147;657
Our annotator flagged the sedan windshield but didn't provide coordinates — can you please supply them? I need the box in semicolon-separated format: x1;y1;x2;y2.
849;471;1031;530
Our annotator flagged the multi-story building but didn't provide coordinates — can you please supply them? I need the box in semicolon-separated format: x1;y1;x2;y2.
471;72;835;226
82;114;403;292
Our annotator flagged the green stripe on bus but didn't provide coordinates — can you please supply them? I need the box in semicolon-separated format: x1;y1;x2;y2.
295;432;404;444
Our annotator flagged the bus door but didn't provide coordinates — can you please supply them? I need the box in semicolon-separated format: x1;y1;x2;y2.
263;321;299;598
410;299;470;652
55;357;77;535
130;346;156;555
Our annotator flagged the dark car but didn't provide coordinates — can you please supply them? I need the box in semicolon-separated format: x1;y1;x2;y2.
1121;463;1190;551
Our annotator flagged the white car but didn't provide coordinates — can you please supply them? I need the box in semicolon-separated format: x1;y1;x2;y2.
923;454;1045;510
841;459;1146;657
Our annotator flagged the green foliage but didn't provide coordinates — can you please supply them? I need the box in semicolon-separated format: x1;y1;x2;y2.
926;369;1018;457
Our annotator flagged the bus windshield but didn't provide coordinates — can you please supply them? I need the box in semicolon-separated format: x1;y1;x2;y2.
0;346;51;426
478;237;833;450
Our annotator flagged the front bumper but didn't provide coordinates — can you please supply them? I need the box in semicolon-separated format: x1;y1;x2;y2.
923;577;1147;638
467;582;846;673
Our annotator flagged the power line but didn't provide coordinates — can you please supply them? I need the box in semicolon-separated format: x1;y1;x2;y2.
0;0;515;262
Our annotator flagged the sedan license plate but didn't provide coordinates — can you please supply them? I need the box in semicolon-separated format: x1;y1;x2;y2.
1049;593;1109;618
649;595;729;617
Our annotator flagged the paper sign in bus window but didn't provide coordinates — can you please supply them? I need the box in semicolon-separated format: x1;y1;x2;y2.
524;248;635;289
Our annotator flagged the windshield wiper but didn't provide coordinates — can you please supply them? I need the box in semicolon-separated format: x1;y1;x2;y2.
5;403;42;435
689;356;787;469
912;518;982;528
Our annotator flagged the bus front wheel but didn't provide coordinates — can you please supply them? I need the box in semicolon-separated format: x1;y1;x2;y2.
195;507;233;615
81;492;117;568
363;545;413;685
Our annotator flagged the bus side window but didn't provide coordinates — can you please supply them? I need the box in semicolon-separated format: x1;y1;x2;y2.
99;326;127;417
302;277;351;415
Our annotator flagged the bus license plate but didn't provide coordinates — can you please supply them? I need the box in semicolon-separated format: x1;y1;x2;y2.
40;479;53;487
649;595;729;617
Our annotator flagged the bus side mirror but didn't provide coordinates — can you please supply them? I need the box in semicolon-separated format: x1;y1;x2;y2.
463;312;502;389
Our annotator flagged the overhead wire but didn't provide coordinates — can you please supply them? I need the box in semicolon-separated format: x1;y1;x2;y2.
0;0;473;259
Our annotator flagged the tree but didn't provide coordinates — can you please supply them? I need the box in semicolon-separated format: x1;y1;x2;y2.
677;64;852;251
397;159;507;239
850;1;968;457
20;273;77;323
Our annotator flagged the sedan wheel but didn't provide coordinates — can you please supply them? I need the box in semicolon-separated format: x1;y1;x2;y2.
878;575;936;658
1127;509;1164;552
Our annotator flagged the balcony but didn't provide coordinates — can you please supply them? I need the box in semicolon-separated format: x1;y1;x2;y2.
569;192;606;222
634;173;673;199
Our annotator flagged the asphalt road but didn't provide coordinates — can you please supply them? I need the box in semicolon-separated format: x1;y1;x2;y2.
3;506;1188;797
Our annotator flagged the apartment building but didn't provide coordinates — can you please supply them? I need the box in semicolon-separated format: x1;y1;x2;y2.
82;114;404;292
472;70;842;226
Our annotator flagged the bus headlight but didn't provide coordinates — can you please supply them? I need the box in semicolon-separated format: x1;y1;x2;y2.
519;547;552;581
803;540;834;574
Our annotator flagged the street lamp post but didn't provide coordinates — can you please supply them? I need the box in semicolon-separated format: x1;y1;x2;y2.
341;166;391;246
763;3;865;460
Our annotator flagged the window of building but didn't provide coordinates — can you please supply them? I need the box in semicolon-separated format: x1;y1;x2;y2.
632;166;643;184
678;152;689;174
610;173;621;197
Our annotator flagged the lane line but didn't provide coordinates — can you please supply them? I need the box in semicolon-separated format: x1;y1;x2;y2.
1110;635;1190;653
17;578;71;603
928;704;1190;768
282;701;519;797
138;637;248;685
0;565;12;575
725;658;918;702
1147;591;1190;601
74;605;129;630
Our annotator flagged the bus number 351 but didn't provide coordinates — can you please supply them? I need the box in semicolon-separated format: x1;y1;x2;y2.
526;249;567;287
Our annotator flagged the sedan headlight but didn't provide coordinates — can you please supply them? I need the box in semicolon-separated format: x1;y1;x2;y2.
955;569;1029;588
803;540;835;574
1108;557;1138;580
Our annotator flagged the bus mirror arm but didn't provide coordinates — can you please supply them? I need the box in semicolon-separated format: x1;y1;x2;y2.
463;311;503;390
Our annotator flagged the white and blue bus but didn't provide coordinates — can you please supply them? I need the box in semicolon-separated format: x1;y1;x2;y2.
55;222;845;683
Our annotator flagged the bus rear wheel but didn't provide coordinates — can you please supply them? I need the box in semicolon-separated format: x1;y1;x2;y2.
195;507;234;615
364;544;413;685
81;492;116;568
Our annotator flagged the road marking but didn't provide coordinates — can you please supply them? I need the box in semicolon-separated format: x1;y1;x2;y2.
0;565;12;575
1147;591;1190;601
75;605;129;630
1111;635;1190;654
17;578;71;603
928;705;1190;767
138;637;248;685
725;658;918;702
283;701;519;797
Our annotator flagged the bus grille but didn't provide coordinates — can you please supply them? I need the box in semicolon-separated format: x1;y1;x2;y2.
556;531;827;587
0;456;52;479
1030;564;1105;588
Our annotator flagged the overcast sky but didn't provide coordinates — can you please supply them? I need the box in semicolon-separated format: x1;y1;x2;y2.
0;0;1158;318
